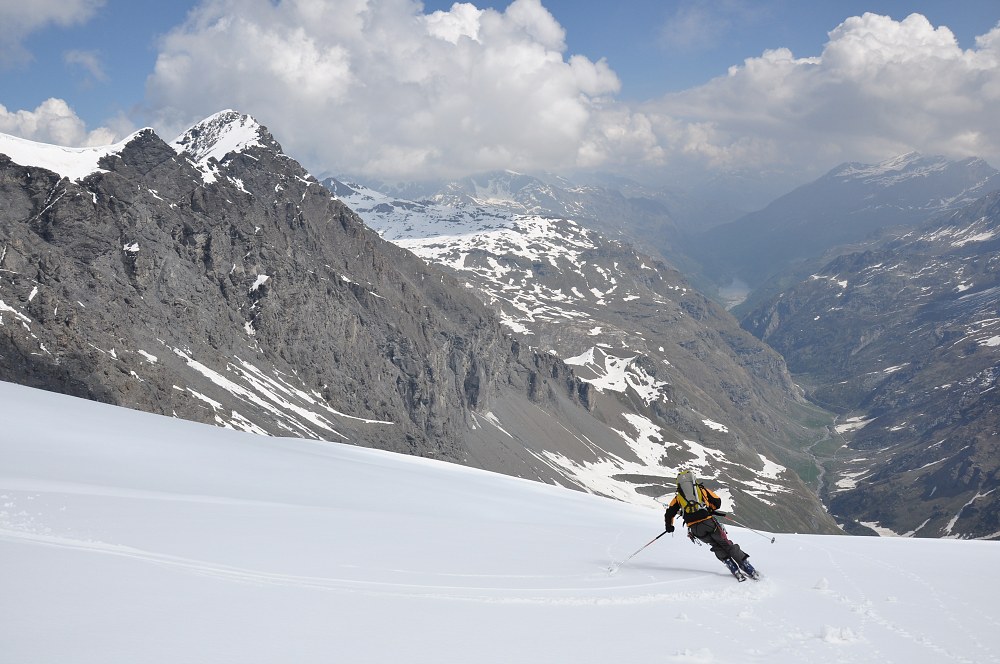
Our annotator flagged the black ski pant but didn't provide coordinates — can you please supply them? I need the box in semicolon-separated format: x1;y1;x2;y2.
688;518;747;563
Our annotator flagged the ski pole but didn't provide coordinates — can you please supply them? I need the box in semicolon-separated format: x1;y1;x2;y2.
608;530;668;573
718;513;776;543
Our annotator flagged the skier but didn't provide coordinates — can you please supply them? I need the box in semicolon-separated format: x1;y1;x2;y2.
663;470;760;581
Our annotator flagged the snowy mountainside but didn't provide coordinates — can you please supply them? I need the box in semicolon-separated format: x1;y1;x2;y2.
329;178;841;534
688;152;1000;304
2;381;998;664
379;168;688;267
0;127;155;182
0;113;637;495
0;113;831;532
432;169;588;217
743;191;1000;539
328;177;661;335
831;153;995;204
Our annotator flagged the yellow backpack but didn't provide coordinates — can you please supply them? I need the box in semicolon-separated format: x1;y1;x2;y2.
676;470;708;515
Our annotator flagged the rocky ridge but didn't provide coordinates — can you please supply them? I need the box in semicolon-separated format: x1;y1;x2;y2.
0;113;584;464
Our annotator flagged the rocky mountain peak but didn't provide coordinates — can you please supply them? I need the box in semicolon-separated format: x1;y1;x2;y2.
171;110;282;168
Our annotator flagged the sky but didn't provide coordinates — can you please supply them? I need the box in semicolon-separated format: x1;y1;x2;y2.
3;379;999;663
2;0;1000;187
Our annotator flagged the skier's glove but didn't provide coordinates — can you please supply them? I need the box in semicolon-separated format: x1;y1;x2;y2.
665;523;675;533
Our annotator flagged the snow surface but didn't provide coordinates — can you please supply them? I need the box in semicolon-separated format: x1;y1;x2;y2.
2;380;998;663
0;129;148;181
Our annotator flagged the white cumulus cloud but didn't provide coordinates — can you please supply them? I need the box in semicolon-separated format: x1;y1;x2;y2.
146;0;627;180
0;98;120;146
8;6;996;188
644;12;1000;178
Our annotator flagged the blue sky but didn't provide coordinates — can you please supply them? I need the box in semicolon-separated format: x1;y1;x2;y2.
2;1;1000;185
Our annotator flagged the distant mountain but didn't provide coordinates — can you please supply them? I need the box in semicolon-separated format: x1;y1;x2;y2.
0;112;838;533
326;177;842;533
742;191;1000;539
687;153;1000;306
429;170;684;258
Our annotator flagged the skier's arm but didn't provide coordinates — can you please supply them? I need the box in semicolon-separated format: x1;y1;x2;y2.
703;487;722;511
664;497;680;532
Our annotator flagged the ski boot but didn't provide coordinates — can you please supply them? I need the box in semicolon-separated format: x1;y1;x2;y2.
738;556;760;580
723;557;746;582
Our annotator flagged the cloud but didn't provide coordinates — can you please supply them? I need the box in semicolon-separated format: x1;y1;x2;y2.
137;6;1000;184
146;0;627;180
645;12;1000;177
0;0;105;67
659;0;762;53
0;97;122;146
64;49;109;83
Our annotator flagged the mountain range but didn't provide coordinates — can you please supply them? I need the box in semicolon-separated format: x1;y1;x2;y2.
686;153;1000;309
326;175;838;532
5;109;997;540
0;111;587;467
329;151;1000;541
0;111;838;534
742;191;1000;538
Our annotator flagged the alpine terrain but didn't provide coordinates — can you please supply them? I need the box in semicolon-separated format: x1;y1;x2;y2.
326;175;839;533
743;191;1000;538
0;111;836;532
687;153;1000;309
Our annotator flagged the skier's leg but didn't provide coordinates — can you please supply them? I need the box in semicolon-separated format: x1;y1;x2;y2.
706;521;747;563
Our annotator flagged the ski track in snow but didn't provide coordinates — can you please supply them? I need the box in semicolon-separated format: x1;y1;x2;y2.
0;525;768;606
3;383;998;664
821;539;993;662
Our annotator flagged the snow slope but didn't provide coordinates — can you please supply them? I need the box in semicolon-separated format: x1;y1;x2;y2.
1;381;997;663
0;129;149;181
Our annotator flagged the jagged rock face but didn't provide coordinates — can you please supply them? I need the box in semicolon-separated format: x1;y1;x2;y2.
328;177;843;535
743;192;1000;539
0;118;583;462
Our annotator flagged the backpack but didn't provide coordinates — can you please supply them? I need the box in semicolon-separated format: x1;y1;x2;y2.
675;470;709;516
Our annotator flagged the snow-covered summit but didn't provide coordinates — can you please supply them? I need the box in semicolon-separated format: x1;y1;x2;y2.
171;109;278;167
0;127;154;182
834;151;939;178
831;152;978;186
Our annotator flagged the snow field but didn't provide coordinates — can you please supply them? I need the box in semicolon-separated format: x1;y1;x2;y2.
1;381;998;663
